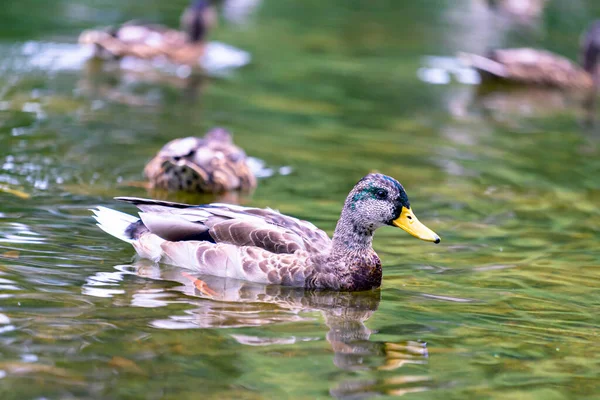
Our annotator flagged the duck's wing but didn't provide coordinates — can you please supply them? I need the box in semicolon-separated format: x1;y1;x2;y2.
240;207;331;253
193;139;256;191
116;197;332;254
115;22;183;45
79;28;161;59
459;52;509;78
80;21;189;60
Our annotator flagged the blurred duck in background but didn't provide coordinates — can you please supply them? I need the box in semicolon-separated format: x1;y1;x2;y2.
79;0;217;66
144;127;256;193
461;20;600;90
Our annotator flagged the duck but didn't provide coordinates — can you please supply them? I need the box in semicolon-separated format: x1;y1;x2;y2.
78;0;217;65
460;20;600;90
92;173;440;291
143;127;256;193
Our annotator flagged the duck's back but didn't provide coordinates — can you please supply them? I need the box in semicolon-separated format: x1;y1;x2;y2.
116;23;186;48
94;197;334;287
144;133;257;193
79;21;201;63
473;48;594;89
119;198;332;254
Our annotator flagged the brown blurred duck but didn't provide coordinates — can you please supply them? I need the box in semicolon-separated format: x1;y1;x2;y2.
144;128;256;193
461;20;600;90
92;173;440;291
79;0;217;65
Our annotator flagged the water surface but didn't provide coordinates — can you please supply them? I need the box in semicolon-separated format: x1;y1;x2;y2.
0;0;599;398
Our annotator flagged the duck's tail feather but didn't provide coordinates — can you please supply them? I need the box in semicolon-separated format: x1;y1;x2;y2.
115;196;195;213
91;206;139;244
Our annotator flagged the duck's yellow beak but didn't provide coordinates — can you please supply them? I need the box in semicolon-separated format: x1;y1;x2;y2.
392;206;440;243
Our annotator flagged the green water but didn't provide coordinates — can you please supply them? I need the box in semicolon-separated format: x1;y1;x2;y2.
0;0;599;398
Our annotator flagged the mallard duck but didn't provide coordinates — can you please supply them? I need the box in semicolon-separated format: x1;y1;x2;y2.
92;173;440;291
143;127;256;193
79;0;217;65
461;20;600;89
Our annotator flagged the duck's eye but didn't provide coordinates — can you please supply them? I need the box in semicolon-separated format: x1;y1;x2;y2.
375;189;388;200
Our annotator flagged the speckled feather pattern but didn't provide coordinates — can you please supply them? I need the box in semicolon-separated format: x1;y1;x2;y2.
144;129;256;193
79;24;206;64
488;48;595;89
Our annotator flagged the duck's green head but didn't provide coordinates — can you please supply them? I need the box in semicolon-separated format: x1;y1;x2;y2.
181;0;218;42
347;173;440;243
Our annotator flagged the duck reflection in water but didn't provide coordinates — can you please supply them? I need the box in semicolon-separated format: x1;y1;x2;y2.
460;85;598;128
84;259;431;398
78;57;207;107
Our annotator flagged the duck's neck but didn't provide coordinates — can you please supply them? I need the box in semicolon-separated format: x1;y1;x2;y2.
327;208;382;291
188;14;205;43
582;25;600;80
330;208;375;258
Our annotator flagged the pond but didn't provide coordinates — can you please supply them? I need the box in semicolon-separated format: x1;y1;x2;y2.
0;0;599;398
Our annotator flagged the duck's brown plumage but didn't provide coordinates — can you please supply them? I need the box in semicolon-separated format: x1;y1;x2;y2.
79;0;216;65
144;128;256;193
464;49;595;89
462;20;600;90
92;174;440;291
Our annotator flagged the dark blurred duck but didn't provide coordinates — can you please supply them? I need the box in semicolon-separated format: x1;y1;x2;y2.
144;128;256;193
461;20;600;90
79;0;217;66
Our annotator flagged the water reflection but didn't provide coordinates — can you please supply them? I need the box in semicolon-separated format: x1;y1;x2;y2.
76;42;250;106
84;260;432;398
0;40;250;78
222;0;262;25
78;57;208;106
0;39;249;109
418;56;480;86
467;85;597;127
418;61;597;127
2;42;93;73
1;0;598;397
0;222;45;245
